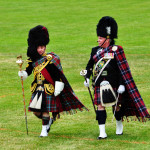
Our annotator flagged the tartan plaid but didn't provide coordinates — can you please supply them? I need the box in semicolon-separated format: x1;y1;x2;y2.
32;52;63;72
29;52;88;113
93;45;150;120
50;52;63;72
29;91;63;112
94;86;101;105
32;57;47;68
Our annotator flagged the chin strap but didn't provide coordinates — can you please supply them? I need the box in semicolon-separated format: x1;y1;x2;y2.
98;38;107;47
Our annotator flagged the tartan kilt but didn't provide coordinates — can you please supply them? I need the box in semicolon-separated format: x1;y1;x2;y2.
28;91;63;112
28;89;86;113
94;86;120;106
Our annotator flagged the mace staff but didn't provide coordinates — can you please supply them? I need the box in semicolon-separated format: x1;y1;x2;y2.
80;70;96;114
16;55;28;135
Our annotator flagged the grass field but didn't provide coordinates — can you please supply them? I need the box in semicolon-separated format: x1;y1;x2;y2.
0;0;150;149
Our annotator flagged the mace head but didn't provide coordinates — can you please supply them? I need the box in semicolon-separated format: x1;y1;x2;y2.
80;70;87;76
16;55;24;69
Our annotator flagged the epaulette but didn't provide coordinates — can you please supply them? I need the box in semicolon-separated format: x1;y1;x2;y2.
112;45;118;51
46;54;53;61
26;58;32;63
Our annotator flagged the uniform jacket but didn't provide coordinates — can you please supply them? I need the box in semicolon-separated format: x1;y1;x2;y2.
26;52;88;114
86;46;123;87
93;45;150;121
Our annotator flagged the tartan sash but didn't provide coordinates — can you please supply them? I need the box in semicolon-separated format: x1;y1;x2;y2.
32;52;62;72
32;57;47;68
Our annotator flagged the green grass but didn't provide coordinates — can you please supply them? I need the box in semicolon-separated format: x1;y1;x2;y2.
0;0;150;149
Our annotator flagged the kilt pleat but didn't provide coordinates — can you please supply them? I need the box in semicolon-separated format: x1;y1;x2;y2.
28;91;63;112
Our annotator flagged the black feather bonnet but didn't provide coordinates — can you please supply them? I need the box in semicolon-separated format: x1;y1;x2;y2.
97;16;118;39
27;25;49;61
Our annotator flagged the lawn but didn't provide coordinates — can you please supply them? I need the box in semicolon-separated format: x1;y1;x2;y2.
0;0;150;149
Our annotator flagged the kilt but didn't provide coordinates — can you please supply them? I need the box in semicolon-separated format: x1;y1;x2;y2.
28;91;63;112
94;86;120;106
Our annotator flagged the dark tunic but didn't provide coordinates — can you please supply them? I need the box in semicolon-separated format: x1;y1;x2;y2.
85;46;123;105
86;46;123;87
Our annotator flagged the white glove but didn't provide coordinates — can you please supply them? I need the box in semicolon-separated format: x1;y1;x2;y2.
117;85;125;94
18;71;28;80
54;81;64;96
84;78;90;87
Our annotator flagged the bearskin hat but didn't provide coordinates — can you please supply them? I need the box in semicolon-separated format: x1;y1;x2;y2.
27;25;49;61
96;16;118;39
27;25;49;46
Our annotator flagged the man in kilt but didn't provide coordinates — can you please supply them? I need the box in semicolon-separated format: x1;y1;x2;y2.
18;25;88;137
84;16;150;139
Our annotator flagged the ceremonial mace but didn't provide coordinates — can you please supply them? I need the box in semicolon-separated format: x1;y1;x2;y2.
80;70;96;114
16;56;28;135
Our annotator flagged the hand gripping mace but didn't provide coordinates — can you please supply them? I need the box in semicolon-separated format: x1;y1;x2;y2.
16;56;28;135
80;70;96;114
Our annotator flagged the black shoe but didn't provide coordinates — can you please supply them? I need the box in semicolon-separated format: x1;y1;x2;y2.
39;135;43;138
97;136;107;140
116;132;123;135
39;135;48;138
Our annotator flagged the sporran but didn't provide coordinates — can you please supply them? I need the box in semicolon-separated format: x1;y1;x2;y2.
100;81;117;107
